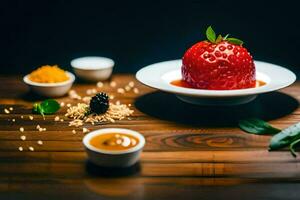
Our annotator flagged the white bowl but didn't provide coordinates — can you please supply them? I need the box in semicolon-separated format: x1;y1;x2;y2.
83;128;145;168
71;56;114;82
23;71;75;97
136;60;296;106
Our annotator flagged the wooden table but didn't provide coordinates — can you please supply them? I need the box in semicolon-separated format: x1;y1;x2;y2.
1;74;300;200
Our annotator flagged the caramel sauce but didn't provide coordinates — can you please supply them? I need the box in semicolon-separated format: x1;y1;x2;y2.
170;79;266;89
89;133;139;151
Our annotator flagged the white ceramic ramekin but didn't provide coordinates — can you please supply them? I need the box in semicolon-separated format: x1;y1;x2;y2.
83;128;145;168
71;57;114;82
23;71;75;97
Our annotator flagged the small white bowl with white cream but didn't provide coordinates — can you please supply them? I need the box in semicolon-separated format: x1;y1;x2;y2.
71;56;114;82
83;128;145;168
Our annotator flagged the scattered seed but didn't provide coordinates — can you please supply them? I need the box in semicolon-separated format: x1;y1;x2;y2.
19;127;24;132
37;140;43;145
128;104;132;107
60;119;64;122
97;82;103;88
110;81;117;87
116;100;120;105
129;81;135;87
72;130;76;134
36;125;40;129
29;116;34;120
60;102;65;107
29;146;34;151
69;90;82;100
133;88;139;94
21;116;24;119
117;88;125;94
67;103;72;107
20;135;26;141
4;109;10;114
18;147;23;152
12;119;15;122
83;127;89;133
43;128;47;131
110;95;115;100
9;107;13;111
82;96;91;102
54;116;60;121
39;128;43;132
125;85;131;91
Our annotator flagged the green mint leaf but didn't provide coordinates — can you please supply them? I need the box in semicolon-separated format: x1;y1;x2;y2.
215;34;223;43
269;122;300;151
206;26;216;43
289;138;300;157
33;103;39;113
226;37;244;45
40;99;60;114
239;118;281;135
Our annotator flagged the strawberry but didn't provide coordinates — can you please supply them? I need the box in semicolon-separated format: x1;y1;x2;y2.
182;26;256;90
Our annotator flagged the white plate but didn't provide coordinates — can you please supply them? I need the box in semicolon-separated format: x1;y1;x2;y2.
136;60;296;105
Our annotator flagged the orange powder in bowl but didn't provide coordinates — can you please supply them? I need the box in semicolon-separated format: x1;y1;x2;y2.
29;65;69;83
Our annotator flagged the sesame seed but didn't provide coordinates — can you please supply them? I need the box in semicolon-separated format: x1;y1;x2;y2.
72;130;76;134
97;82;103;88
9;107;13;111
39;128;43;132
20;135;26;141
54;116;60;121
60;102;65;107
19;127;24;132
110;81;117;87
82;127;89;133
117;88;125;94
29;146;34;151
133;88;139;94
110;95;115;100
37;140;43;145
129;81;135;87
18;147;23;152
60;119;64;122
21;116;24;119
12;119;15;122
29;116;34;120
43;128;47;131
86;89;92;95
125;86;131;91
67;103;71;107
36;125;40;129
4;109;10;114
91;89;97;94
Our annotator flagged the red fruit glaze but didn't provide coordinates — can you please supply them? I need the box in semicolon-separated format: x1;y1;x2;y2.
182;41;256;90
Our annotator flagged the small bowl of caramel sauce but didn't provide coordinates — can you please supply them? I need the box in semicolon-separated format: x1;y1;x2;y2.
83;128;145;167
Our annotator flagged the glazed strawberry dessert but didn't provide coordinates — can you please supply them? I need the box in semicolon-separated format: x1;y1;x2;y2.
182;26;256;90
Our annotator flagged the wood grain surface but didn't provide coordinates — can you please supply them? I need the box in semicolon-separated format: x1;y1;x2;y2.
1;74;300;200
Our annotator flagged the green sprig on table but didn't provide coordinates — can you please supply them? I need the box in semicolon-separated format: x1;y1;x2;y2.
33;99;60;117
239;118;300;157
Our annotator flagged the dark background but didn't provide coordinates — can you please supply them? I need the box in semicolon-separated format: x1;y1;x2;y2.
1;0;299;74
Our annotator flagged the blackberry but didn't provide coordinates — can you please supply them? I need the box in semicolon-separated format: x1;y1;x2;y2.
89;92;109;114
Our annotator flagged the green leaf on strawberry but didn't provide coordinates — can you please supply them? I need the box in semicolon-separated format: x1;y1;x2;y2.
226;38;244;45
206;26;216;43
205;26;244;46
215;34;223;43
